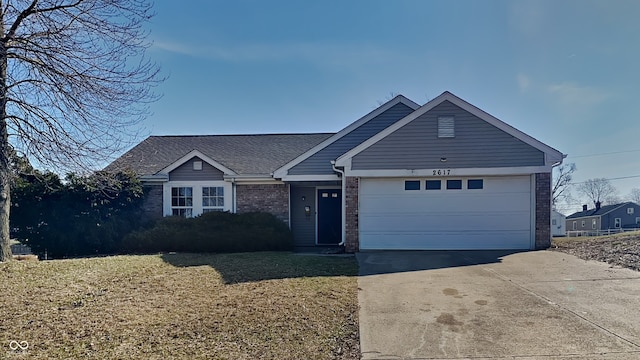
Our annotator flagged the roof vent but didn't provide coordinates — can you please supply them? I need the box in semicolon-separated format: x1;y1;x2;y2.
582;204;588;211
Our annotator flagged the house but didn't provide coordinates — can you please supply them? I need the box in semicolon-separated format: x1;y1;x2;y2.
551;210;566;236
566;202;640;234
107;91;564;252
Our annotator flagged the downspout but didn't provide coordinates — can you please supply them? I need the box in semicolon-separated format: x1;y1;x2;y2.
331;161;346;247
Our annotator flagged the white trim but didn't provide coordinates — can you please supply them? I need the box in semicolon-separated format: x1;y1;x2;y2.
163;180;233;217
272;95;420;179
159;150;237;176
343;166;552;178
336;91;564;167
225;176;285;185
277;174;341;182
140;174;169;182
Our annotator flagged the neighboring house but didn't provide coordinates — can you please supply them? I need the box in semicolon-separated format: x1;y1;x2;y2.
551;210;566;237
107;91;564;252
566;202;640;233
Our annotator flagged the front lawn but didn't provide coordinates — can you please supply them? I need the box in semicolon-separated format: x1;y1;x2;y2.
0;252;360;359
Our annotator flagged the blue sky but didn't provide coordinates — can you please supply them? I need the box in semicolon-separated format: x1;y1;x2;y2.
144;0;640;214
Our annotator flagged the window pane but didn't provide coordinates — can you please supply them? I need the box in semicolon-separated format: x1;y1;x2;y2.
425;180;441;190
467;179;483;189
404;180;420;190
447;180;462;190
202;187;210;196
217;187;224;196
172;188;178;196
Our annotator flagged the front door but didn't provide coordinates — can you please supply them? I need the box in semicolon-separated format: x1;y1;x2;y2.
317;189;341;245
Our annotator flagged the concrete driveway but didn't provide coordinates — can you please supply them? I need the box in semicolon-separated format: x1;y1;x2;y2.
356;250;640;359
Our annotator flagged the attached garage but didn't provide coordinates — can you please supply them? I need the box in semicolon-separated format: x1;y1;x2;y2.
358;176;534;250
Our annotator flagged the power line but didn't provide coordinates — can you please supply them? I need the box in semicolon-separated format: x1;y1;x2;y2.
568;148;640;159
567;174;640;186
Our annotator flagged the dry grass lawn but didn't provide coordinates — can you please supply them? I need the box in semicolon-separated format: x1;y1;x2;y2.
0;252;360;359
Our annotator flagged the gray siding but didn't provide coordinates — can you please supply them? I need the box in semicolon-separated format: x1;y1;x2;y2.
169;156;224;181
288;103;416;175
602;204;640;229
352;101;545;170
290;186;317;249
567;216;600;231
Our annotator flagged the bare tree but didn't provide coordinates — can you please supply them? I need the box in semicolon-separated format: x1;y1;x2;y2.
552;163;576;209
0;0;161;261
629;188;640;204
577;178;618;207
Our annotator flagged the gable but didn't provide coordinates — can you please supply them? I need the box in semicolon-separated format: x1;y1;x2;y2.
351;100;545;170
336;91;564;173
287;102;416;175
169;156;224;181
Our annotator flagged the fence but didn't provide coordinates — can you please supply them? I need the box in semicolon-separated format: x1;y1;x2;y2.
566;228;640;237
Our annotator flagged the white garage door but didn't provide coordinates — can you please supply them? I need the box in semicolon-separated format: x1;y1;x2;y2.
359;176;533;250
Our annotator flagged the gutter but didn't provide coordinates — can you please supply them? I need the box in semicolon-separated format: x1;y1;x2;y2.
331;160;346;247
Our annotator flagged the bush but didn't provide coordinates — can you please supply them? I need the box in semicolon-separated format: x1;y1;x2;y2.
11;170;145;258
121;211;293;254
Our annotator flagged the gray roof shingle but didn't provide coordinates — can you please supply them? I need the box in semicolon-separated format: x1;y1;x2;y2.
106;133;334;176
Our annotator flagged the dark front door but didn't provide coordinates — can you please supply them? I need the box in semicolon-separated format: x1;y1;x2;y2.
317;189;341;245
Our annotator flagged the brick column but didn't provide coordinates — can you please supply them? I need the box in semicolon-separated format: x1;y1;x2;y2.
345;177;359;253
142;184;163;219
535;173;551;249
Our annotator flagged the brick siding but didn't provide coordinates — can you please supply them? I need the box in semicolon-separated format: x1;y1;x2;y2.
344;177;359;253
535;173;551;249
141;184;163;219
236;183;290;224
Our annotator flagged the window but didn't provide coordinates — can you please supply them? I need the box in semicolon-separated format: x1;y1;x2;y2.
467;179;483;189
438;116;455;138
581;220;585;228
552;219;557;225
202;186;224;212
446;179;462;190
636;217;640;225
614;218;621;228
426;180;441;190
171;187;193;217
592;219;597;229
404;180;420;190
572;221;577;230
628;207;634;215
193;161;203;171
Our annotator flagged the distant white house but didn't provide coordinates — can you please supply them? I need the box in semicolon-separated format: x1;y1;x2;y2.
551;210;566;236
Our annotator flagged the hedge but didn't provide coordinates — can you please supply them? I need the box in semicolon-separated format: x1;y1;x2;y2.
122;211;293;253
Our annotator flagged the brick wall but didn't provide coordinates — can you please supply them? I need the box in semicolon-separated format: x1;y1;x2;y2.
345;177;359;253
535;173;551;249
236;183;290;224
141;184;163;219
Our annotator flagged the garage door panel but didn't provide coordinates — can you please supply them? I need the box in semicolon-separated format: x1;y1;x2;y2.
360;193;531;213
360;231;532;250
360;211;530;232
359;176;533;250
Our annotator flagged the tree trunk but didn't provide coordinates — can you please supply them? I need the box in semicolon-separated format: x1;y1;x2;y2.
0;10;12;262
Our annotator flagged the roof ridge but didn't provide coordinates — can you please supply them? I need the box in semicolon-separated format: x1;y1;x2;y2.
149;133;335;138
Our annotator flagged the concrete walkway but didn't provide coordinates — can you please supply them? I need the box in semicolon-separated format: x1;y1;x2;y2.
356;250;640;359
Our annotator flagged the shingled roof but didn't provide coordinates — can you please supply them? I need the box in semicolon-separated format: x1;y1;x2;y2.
106;133;334;176
566;202;636;219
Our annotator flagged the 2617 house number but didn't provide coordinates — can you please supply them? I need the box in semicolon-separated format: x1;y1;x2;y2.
432;169;451;176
